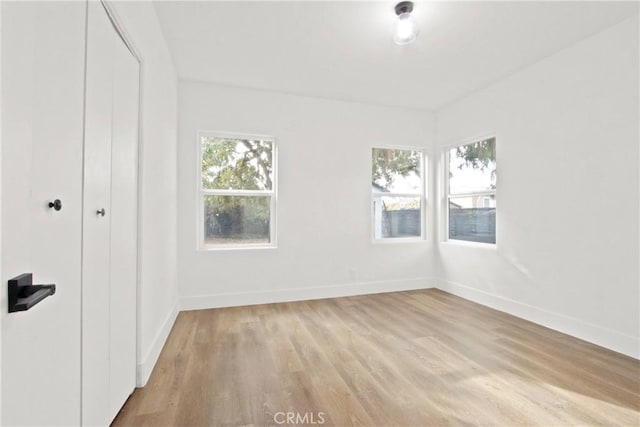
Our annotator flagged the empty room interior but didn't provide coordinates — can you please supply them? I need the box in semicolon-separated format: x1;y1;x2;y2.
0;0;639;426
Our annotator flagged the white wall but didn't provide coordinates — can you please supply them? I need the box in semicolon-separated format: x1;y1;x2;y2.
178;82;436;308
109;2;178;386
434;15;639;358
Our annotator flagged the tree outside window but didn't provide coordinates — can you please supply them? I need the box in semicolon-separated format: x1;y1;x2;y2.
200;135;275;248
372;147;424;240
447;137;496;244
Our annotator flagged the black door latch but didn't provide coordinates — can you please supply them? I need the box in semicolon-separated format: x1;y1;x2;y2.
8;273;56;313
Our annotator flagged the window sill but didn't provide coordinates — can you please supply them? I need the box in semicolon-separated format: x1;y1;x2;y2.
440;239;496;250
372;237;427;244
198;244;278;252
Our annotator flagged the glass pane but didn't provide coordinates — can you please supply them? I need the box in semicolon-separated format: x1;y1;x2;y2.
204;195;271;245
449;138;496;194
372;148;421;194
201;136;273;191
449;196;496;244
373;196;421;239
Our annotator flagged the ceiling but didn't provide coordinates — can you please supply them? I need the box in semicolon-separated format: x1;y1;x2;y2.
153;1;639;111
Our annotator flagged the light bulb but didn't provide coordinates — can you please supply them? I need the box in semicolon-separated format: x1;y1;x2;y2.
393;2;418;45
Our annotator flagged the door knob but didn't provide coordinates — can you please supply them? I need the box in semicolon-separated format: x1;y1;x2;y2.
96;208;106;217
48;199;62;211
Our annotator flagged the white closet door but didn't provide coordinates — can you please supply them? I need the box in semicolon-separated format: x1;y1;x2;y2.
84;2;139;425
108;27;139;422
82;1;115;425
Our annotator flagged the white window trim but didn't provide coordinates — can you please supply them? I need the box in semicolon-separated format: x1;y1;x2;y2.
442;135;496;246
196;130;278;251
371;145;427;243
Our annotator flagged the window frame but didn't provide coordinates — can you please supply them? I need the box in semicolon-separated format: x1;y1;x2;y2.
196;131;278;251
443;135;496;247
371;145;427;243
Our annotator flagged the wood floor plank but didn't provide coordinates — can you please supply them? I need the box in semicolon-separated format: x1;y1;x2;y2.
112;289;640;427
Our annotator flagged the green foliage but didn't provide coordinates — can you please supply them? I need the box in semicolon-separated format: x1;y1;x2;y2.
204;195;270;239
201;137;273;238
453;138;496;187
202;137;273;190
372;148;421;189
455;138;495;171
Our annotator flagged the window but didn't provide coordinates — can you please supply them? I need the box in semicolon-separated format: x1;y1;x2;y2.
372;147;424;240
199;133;276;249
446;137;496;244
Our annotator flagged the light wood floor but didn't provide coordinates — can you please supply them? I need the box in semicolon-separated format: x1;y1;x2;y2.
112;289;640;426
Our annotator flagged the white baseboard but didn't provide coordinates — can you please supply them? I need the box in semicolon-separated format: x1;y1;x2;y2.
436;279;639;359
136;302;179;387
180;278;434;311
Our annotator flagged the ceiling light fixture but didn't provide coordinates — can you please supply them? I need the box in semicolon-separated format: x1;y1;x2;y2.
394;1;418;45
